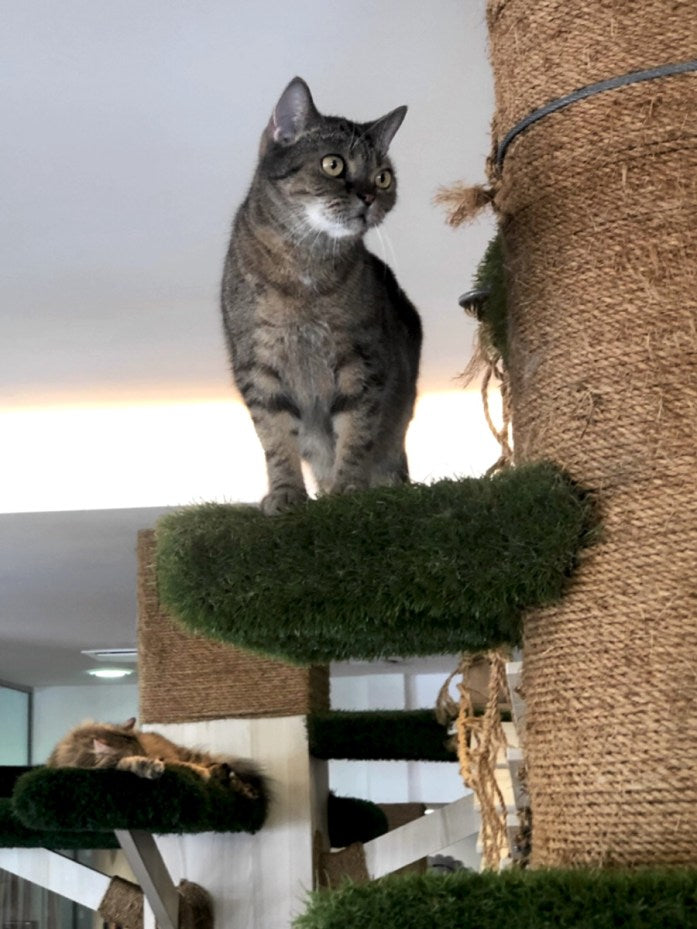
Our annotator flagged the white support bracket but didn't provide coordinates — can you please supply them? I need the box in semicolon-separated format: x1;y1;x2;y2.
362;793;479;879
0;847;111;910
115;829;180;929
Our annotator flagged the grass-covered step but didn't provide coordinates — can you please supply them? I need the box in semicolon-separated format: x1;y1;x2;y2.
0;796;119;849
156;463;593;664
308;710;456;761
12;766;268;836
294;868;697;929
1;767;385;849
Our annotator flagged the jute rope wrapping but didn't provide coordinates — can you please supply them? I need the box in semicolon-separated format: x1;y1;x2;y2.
98;876;213;929
138;531;329;723
437;652;510;869
484;0;697;866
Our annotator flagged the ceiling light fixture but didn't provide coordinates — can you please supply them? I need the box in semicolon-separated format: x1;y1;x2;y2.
86;668;134;679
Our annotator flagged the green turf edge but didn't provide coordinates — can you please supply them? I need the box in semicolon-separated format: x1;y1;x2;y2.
307;709;513;762
294;868;697;929
12;766;267;835
308;710;455;761
472;231;509;366
0;797;119;849
156;463;595;664
328;793;388;848
1;768;383;849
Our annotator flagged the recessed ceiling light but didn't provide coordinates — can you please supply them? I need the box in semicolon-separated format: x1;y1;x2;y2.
86;668;134;679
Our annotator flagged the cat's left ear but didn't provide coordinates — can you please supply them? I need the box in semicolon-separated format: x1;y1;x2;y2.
367;106;407;155
93;739;118;755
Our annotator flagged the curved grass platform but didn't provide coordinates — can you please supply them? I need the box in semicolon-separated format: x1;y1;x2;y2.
12;766;268;836
0;796;119;849
156;463;593;664
0;767;385;849
295;869;697;929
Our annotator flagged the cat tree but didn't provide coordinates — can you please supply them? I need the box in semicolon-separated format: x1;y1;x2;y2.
3;2;695;925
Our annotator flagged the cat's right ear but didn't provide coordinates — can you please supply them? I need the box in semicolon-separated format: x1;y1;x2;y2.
122;717;136;730
265;77;317;147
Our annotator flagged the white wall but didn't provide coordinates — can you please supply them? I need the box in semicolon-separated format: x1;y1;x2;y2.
32;683;138;763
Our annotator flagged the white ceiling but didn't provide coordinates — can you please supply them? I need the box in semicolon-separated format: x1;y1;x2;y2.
1;0;495;688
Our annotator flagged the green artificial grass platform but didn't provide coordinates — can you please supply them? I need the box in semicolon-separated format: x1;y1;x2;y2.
308;710;456;761
11;766;268;836
156;463;593;664
295;869;697;929
327;793;388;848
0;767;386;849
469;231;509;366
0;796;119;849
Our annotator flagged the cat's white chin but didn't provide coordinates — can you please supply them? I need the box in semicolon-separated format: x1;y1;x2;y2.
303;203;361;240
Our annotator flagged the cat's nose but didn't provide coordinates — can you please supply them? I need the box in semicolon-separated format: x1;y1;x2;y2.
356;190;375;206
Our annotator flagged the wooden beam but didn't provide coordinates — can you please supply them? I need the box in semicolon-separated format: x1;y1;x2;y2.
362;794;479;879
115;829;179;929
0;847;110;910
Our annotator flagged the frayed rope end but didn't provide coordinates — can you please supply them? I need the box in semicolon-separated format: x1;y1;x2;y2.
435;183;494;227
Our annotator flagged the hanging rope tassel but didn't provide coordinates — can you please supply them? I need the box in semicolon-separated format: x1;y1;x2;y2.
437;651;510;870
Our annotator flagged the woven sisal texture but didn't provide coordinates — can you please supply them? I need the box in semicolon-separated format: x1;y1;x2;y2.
98;877;213;929
487;0;697;867
138;530;329;723
317;842;370;889
98;876;143;929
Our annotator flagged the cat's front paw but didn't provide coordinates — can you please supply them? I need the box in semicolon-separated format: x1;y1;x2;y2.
328;478;369;496
123;757;165;779
146;759;166;779
229;770;260;800
261;487;308;515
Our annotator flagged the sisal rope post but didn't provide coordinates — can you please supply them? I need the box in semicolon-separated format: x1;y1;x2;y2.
138;530;329;723
483;0;697;867
98;876;212;929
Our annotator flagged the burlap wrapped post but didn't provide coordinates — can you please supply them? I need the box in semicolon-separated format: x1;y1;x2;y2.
486;0;697;866
137;530;329;724
98;876;213;929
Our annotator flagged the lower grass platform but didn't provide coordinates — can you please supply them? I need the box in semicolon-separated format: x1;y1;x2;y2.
0;768;386;849
295;868;697;929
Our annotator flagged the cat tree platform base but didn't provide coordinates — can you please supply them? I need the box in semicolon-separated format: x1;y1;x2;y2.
153;464;593;664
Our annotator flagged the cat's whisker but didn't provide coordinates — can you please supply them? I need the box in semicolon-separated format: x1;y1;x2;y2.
380;228;401;279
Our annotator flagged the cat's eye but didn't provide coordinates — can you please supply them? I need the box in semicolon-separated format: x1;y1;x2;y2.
375;169;393;190
321;155;345;177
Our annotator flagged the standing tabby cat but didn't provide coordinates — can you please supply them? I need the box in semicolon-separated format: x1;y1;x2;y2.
48;718;264;799
221;77;422;515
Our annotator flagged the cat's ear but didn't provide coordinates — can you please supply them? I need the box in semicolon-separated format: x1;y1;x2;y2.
267;77;318;146
93;738;118;755
367;106;408;155
122;717;136;731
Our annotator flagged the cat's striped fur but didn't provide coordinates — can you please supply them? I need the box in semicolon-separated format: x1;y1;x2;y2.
48;718;265;799
221;77;422;515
